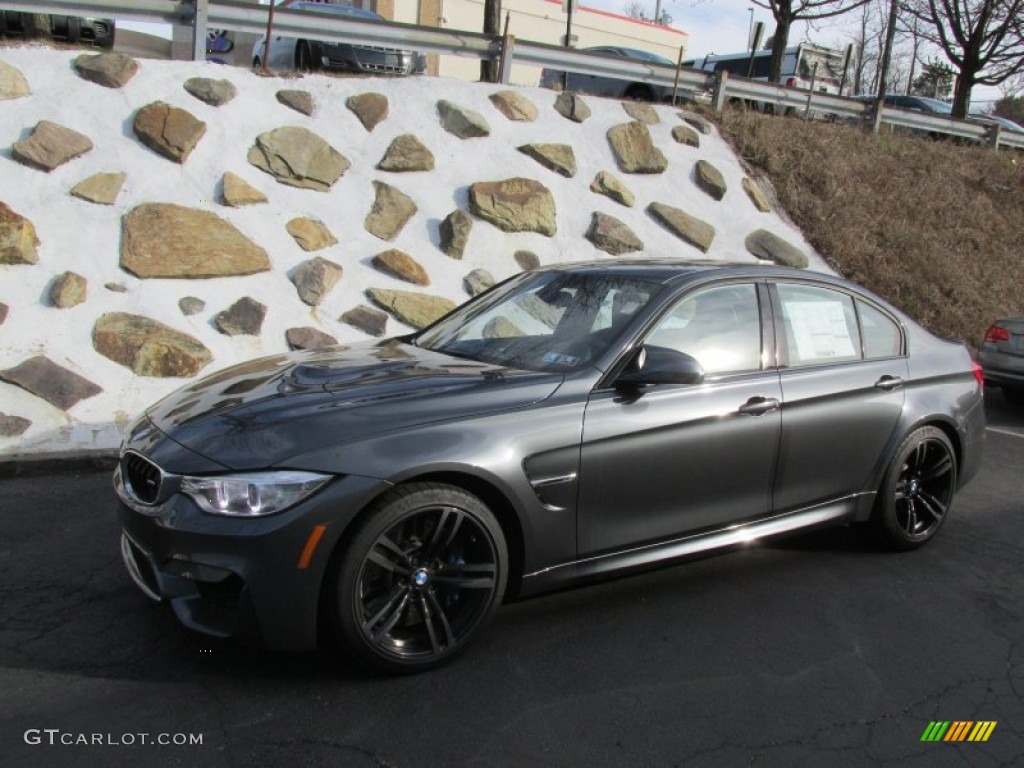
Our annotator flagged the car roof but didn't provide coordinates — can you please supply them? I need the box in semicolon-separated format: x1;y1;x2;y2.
536;258;816;285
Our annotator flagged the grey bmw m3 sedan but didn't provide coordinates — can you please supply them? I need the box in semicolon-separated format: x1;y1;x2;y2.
115;261;985;673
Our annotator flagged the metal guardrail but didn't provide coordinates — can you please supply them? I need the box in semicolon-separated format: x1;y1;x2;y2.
1;0;1022;150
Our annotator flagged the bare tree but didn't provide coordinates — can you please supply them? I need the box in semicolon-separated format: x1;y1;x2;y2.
903;0;1024;117
481;0;502;83
623;1;647;17
751;0;873;82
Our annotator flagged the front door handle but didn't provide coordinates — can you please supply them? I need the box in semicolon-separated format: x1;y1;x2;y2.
738;396;780;416
875;375;905;392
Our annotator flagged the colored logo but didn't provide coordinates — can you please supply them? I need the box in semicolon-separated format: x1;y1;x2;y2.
921;721;997;742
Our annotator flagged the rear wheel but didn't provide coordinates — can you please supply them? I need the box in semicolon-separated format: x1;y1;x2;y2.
295;41;314;73
624;84;654;102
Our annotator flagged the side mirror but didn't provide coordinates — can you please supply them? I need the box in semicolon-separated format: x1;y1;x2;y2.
616;345;704;387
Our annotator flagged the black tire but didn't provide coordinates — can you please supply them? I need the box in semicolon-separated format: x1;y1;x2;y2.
624;84;654;102
873;427;957;550
326;482;507;674
295;41;314;73
251;57;262;73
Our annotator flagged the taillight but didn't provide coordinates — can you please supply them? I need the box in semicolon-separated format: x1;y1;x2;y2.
972;361;984;388
984;325;1010;343
786;77;799;88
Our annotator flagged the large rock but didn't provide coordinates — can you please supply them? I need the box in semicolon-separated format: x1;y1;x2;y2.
377;134;435;172
292;256;343;305
622;101;659;124
277;89;315;116
0;59;30;100
215;297;267;336
586;212;643;255
248;126;349;191
347;92;388;131
183;77;237;106
440;209;473;259
518;144;576;178
286;327;337;351
70;172;126;205
469;178;556;236
437;100;491;138
372;249;429;286
671;124;700;148
745;229;809;268
222;172;267;207
589;171;634;207
0;356;101;409
463;268;495;297
679;110;714;135
133;102;206;163
0;202;40;265
179;297;205;316
93;313;212;377
121;203;270;278
367;288;456;329
73;52;138;88
0;413;31;437
607;122;667;174
647;202;715;253
489;91;538;121
742;177;773;212
12;121;93;172
0;303;7;324
514;250;540;270
554;92;591;123
694;159;727;201
49;271;87;308
365;181;417;241
341;305;388;337
286;218;337;251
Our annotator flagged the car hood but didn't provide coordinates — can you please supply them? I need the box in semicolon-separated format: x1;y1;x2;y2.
145;339;564;470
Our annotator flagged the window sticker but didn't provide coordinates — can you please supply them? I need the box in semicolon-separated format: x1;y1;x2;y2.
786;301;856;361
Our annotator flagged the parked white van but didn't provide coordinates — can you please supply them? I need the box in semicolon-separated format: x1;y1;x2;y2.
684;44;850;97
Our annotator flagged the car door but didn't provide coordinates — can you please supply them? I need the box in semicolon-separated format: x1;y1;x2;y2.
770;281;908;512
576;282;782;556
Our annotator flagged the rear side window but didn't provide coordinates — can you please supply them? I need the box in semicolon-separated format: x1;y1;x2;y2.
858;300;903;358
777;284;860;366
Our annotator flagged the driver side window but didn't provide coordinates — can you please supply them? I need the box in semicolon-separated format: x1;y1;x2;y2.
645;284;762;376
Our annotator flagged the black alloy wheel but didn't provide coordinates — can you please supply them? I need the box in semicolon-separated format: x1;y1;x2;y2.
874;427;957;550
328;483;507;673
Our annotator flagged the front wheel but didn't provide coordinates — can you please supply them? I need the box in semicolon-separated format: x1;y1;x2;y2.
873;427;957;550
326;483;507;674
295;41;314;73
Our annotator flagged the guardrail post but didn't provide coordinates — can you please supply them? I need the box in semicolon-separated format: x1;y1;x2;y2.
986;123;1002;150
190;0;208;62
802;62;818;121
499;34;515;85
670;44;684;107
712;70;729;113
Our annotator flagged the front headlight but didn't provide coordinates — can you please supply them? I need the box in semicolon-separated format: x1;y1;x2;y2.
181;471;332;517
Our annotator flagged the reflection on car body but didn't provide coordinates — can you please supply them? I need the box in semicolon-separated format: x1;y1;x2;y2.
539;46;680;102
114;261;985;673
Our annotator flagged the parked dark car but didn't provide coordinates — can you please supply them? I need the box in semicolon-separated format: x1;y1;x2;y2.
0;11;114;48
540;46;679;102
979;317;1024;403
115;261;985;673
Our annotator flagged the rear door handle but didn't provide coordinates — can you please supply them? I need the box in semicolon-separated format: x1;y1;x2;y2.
875;375;905;391
738;396;780;416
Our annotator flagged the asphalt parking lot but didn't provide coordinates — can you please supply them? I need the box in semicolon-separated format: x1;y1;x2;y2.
1;389;1022;768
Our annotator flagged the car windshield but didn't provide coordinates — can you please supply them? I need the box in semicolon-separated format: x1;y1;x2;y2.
620;49;675;66
414;271;663;372
285;1;381;19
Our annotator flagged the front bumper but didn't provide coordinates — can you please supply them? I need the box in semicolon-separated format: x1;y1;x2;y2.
321;44;422;75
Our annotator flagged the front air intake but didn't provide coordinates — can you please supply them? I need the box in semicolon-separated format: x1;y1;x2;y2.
123;451;162;504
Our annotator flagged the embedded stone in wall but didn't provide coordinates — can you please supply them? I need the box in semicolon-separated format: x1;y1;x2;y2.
671;125;700;148
586;212;643;255
0;413;31;437
49;271;87;308
377;134;435;172
469;178;556;236
70;172;126;205
742;177;773;212
647;202;715;253
367;288;456;329
679;110;713;135
0;202;40;265
277;89;315;116
12;120;93;172
489;91;538;122
341;305;388;337
105;282;127;293
589;171;634;207
554;92;591;123
73;52;138;88
0;356;102;409
184;77;237;106
133;102;206;164
0;59;30;100
518;144;577;178
286;327;337;351
365;181;417;241
607;122;667;174
215;297;267;336
694;159;727;201
622;101;659;125
93;312;213;377
347;92;388;131
286;217;337;251
514;250;540;270
292;256;343;306
372;249;429;286
484;317;522;338
440;209;472;259
248;126;350;191
179;297;205;316
437;100;491;138
463;268;495;297
121;203;270;278
745;229;808;268
0;302;8;324
222;172;267;207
